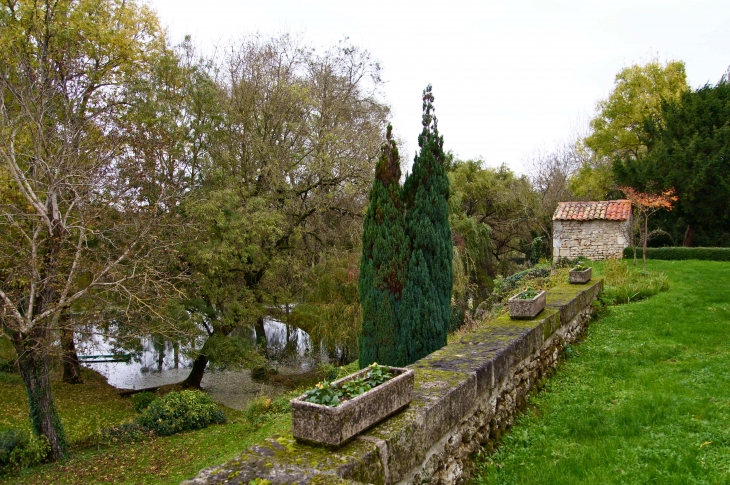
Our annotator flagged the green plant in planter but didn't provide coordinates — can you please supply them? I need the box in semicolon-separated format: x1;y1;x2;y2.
303;380;341;407
516;287;540;299
303;363;396;407
572;261;585;271
366;363;393;386
342;377;372;399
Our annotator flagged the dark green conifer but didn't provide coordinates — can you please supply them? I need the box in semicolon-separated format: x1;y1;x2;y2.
398;85;453;363
358;125;409;367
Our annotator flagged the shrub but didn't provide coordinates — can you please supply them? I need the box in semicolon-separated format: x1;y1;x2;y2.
0;429;49;474
131;391;156;413
494;266;551;294
0;358;17;374
316;362;338;381
623;246;730;261
136;390;226;436
96;423;151;446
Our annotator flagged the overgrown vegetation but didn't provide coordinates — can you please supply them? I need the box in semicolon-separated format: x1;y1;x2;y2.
472;260;728;484
599;259;669;305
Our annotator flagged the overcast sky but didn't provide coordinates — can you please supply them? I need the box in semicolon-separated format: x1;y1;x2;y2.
146;0;730;174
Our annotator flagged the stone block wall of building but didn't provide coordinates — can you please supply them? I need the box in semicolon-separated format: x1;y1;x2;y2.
552;219;631;262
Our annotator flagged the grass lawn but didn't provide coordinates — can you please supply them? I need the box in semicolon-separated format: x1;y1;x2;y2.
0;364;293;484
1;410;290;485
472;260;730;485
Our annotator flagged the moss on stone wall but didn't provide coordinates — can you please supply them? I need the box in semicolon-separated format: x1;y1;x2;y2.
183;278;604;485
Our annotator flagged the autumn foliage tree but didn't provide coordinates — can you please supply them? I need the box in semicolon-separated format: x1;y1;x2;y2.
0;0;186;460
619;186;678;269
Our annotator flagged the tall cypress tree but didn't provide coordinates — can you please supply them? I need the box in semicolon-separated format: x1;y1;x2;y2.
398;85;453;364
358;125;409;367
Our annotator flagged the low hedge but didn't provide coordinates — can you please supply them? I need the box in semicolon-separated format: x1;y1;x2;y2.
623;246;730;261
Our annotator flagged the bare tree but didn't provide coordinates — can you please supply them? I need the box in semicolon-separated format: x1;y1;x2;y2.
525;137;587;259
0;0;188;460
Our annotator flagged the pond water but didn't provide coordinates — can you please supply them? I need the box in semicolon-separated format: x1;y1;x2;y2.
77;317;323;409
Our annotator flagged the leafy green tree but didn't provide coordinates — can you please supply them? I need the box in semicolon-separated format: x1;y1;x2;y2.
358;125;408;367
448;161;492;310
290;252;361;365
575;60;689;197
179;36;389;386
615;78;730;246
398;86;453;364
449;161;535;274
586;60;688;160
0;0;181;460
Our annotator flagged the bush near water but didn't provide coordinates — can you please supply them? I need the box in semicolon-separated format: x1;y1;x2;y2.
136;390;226;437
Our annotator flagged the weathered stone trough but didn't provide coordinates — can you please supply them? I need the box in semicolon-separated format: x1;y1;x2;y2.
507;290;546;319
569;267;592;284
291;367;414;447
183;278;603;485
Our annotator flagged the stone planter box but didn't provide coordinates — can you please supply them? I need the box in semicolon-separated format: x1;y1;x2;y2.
508;290;546;319
569;267;592;284
291;366;414;447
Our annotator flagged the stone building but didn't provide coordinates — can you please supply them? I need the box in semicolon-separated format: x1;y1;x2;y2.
552;200;632;262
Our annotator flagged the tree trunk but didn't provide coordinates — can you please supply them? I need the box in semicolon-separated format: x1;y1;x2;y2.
155;338;165;372
643;213;648;271
13;329;67;461
60;327;83;384
683;224;695;247
183;329;212;389
182;353;208;389
13;215;68;460
173;341;179;369
254;317;267;348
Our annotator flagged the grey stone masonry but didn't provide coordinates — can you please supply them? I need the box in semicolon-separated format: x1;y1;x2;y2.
182;279;603;485
553;219;630;262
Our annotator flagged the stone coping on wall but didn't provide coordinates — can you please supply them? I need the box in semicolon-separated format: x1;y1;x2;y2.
183;278;603;485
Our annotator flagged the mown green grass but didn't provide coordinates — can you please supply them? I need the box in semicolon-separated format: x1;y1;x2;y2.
0;363;293;484
472;260;730;485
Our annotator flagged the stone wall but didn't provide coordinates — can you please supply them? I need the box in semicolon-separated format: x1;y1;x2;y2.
183;279;603;485
552;219;630;262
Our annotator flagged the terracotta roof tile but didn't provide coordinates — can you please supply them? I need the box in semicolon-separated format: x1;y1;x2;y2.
552;200;631;221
